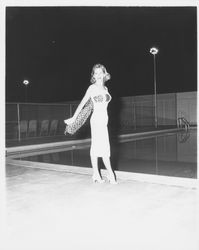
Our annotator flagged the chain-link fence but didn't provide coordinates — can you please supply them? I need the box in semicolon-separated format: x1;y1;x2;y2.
6;102;89;143
6;94;178;146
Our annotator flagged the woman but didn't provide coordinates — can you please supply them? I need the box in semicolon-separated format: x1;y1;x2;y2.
64;64;117;184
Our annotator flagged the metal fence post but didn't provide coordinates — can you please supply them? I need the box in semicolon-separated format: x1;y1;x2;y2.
69;104;72;117
17;103;21;141
133;103;136;130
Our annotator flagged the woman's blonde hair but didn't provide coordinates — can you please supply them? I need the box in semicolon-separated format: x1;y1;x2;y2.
90;64;111;84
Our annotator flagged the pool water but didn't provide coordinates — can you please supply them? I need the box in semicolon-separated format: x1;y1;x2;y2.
16;130;197;178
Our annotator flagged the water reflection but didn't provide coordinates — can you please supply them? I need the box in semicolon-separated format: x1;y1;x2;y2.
177;130;190;143
114;130;197;178
51;152;60;162
18;130;197;178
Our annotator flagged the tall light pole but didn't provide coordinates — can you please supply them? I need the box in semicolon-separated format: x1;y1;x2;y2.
22;79;30;103
150;47;159;128
17;79;30;141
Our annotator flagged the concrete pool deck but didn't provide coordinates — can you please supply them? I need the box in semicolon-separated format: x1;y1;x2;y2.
4;164;199;250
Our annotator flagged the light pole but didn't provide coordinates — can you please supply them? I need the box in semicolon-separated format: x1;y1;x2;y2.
17;79;30;141
22;79;30;103
150;47;159;128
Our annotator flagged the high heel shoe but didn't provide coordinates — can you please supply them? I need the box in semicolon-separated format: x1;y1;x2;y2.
107;176;118;184
92;176;105;183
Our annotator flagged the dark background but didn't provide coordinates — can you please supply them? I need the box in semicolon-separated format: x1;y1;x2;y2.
6;6;197;103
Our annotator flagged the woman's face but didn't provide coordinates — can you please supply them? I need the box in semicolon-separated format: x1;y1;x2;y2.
93;67;104;81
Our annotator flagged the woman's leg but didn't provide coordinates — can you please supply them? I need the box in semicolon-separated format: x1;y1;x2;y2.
90;155;104;183
102;156;117;184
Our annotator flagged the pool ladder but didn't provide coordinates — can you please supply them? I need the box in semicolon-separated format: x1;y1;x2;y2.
177;117;190;131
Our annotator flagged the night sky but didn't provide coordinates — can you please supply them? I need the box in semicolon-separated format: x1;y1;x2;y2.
6;6;197;103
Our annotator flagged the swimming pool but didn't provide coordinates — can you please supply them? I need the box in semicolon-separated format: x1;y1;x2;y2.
12;129;197;179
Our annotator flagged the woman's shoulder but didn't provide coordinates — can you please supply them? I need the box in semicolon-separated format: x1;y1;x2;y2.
87;84;108;94
88;84;96;89
87;84;96;93
89;84;108;90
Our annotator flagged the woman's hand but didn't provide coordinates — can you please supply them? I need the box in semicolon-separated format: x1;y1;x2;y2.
64;117;75;125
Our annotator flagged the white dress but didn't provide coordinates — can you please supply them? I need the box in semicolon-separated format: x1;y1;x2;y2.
89;84;112;157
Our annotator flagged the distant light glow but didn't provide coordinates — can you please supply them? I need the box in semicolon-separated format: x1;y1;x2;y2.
150;47;159;55
23;80;29;86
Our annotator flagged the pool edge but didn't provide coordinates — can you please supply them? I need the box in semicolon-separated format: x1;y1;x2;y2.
6;158;198;189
